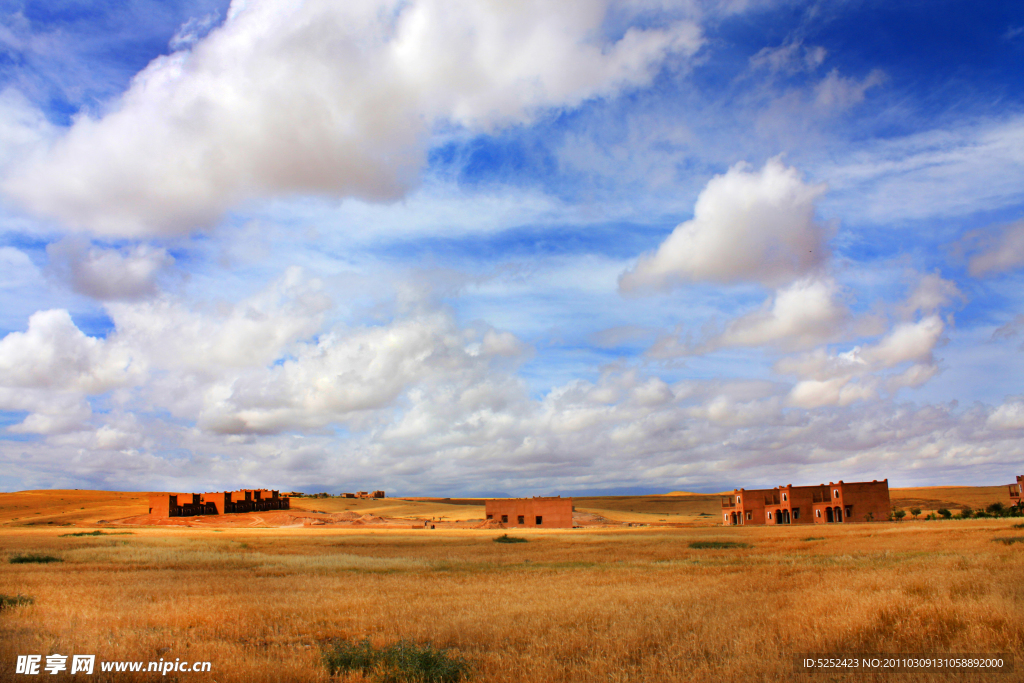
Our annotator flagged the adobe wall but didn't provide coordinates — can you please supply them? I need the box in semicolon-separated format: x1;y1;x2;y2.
151;489;291;517
724;479;890;525
148;494;173;517
722;488;770;525
838;480;890;523
763;485;816;525
485;497;573;528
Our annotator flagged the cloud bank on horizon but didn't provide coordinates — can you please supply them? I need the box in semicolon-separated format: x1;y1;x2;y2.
0;0;1021;495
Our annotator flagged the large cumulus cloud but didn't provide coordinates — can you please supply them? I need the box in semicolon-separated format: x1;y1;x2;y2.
619;157;829;291
1;0;702;236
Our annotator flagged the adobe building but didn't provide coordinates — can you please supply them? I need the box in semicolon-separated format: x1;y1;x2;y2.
1010;475;1023;509
485;496;573;529
149;489;289;517
722;480;890;525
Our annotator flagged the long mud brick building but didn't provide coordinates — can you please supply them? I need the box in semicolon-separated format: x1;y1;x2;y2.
485;496;573;528
148;489;290;517
722;480;890;525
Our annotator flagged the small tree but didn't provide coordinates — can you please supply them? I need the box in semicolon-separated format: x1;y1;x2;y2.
937;508;952;519
959;506;973;519
987;502;1006;517
910;507;921;520
893;508;906;522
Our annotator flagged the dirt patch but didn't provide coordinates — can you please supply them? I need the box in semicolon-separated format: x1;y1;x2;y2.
474;519;505;529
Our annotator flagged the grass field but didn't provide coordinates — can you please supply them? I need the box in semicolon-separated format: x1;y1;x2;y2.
0;505;1022;681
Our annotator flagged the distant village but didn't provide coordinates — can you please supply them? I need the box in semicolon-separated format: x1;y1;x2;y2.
149;475;1024;527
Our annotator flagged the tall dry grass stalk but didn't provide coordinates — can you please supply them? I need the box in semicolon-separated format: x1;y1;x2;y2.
0;521;1021;682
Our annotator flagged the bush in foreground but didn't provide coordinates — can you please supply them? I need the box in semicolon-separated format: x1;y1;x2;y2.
59;530;133;537
493;534;527;544
9;554;63;564
993;537;1024;546
0;594;33;609
688;541;750;549
323;638;470;682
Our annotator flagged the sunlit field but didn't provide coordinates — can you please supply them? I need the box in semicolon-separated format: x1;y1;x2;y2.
1;503;1021;682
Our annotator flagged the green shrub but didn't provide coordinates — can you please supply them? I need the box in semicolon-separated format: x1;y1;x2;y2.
322;638;471;682
959;506;973;519
937;508;952;519
688;541;750;549
987;502;1006;516
1013;523;1024;529
59;530;133;537
0;594;33;609
493;534;527;544
801;537;824;541
9;554;63;564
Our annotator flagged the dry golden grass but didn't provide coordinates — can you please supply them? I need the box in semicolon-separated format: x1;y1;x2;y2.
0;490;149;526
293;497;485;522
1;519;1022;682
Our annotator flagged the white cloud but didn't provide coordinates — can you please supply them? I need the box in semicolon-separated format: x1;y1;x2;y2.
711;276;848;351
813;68;885;112
46;238;174;300
963;219;1024;277
749;40;827;74
988;400;1024;430
898;272;963;318
820;115;1024;223
0;87;56;170
2;0;702;236
778;315;946;408
169;12;220;51
0;309;138;393
620;157;829;291
195;310;532;434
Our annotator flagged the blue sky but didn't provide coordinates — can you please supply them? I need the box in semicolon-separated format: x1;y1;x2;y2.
0;0;1021;495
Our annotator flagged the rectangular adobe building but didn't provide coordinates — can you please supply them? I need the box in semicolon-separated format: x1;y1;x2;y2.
485;496;573;528
722;480;890;525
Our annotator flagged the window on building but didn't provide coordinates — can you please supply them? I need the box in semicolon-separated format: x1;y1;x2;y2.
815;509;821;518
834;489;839;498
486;514;493;520
746;511;752;520
535;516;543;525
724;514;729;522
501;515;508;523
783;493;787;501
793;508;800;519
767;512;772;520
736;496;741;503
517;515;525;524
845;506;852;518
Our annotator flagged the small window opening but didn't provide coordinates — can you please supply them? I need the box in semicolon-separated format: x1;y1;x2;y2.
517;515;525;524
783;493;787;501
767;512;772;520
746;511;752;520
486;514;493;520
535;516;543;525
816;509;821;518
501;515;508;523
834;489;839;498
793;508;800;520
